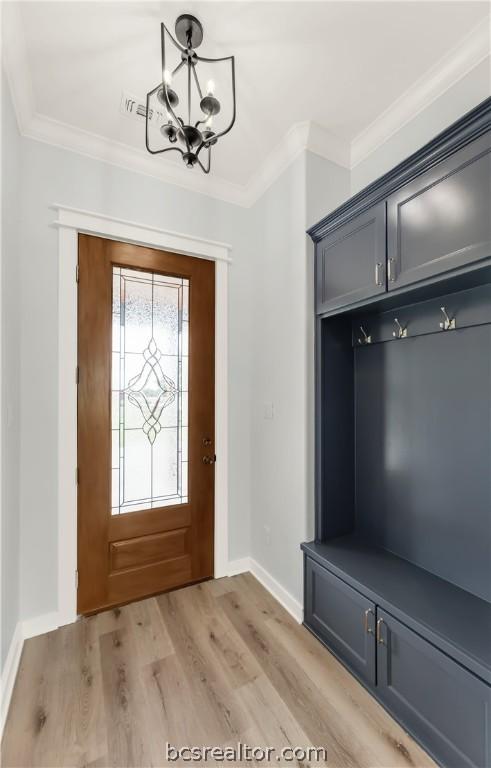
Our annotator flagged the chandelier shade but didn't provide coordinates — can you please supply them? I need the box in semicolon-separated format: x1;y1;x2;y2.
145;15;236;173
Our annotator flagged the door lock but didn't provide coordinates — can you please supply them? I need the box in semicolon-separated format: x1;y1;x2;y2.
202;454;216;465
202;437;212;447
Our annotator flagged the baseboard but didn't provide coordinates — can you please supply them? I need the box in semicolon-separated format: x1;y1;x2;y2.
249;559;303;624
1;610;60;738
0;622;24;738
227;557;251;576
227;556;303;623
22;611;59;639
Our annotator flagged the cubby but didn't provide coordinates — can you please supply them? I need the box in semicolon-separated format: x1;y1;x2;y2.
303;98;491;768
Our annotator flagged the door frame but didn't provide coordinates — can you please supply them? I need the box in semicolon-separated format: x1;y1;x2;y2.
52;204;231;627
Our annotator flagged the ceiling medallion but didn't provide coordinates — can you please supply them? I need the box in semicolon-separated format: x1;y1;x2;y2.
145;14;236;173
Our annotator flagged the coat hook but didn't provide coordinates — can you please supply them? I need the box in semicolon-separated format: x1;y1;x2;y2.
358;326;371;345
439;306;456;331
392;318;407;339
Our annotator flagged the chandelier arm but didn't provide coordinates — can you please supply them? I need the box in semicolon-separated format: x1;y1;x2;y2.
171;59;186;78
196;56;236;143
191;64;203;100
159;24;186;144
196;146;211;174
147;145;186;157
145;89;185;156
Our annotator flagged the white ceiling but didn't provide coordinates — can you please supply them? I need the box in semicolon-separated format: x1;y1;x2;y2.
5;1;491;200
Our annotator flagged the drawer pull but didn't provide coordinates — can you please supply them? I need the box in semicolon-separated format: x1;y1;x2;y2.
364;608;374;635
377;618;386;645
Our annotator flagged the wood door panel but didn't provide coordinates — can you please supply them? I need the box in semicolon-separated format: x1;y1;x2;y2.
107;505;191;540
107;556;192;605
77;235;215;614
109;528;189;572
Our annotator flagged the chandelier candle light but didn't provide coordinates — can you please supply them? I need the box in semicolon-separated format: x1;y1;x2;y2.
146;14;236;173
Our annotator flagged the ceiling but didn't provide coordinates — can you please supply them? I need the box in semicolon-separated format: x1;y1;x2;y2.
5;1;491;201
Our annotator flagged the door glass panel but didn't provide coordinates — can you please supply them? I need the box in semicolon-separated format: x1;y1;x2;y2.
111;266;189;515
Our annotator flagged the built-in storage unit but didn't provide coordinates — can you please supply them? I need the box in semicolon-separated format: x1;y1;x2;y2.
303;98;491;768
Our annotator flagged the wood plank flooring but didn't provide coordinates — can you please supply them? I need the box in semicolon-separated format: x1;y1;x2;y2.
1;574;436;767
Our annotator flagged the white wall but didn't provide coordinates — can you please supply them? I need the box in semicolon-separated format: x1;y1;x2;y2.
13;132;253;623
248;153;350;604
1;71;21;669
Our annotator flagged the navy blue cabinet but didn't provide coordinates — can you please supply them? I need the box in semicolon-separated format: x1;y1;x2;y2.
377;610;491;768
305;557;376;686
316;203;386;314
387;132;491;290
304;555;491;768
304;98;491;768
311;100;491;315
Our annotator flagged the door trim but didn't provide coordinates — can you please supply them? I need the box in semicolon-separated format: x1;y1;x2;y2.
52;204;231;627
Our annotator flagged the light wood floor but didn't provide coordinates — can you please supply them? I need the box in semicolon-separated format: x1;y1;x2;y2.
2;573;436;767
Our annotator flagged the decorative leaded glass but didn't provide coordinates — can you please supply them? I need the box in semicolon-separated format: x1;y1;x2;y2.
111;267;189;515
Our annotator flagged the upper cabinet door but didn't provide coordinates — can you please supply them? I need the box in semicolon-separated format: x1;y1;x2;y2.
387;132;491;290
316;202;386;314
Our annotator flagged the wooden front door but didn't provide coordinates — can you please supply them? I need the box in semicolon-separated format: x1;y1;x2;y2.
77;235;215;614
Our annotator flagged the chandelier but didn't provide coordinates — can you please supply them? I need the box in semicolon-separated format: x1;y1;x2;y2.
145;14;236;173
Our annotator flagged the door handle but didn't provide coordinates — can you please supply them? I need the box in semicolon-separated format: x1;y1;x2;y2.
388;258;396;283
375;262;383;286
202;454;216;465
364;608;374;635
376;618;386;645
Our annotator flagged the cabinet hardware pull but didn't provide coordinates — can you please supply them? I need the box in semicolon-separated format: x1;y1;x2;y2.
388;258;396;282
364;608;374;634
375;262;383;286
376;618;386;645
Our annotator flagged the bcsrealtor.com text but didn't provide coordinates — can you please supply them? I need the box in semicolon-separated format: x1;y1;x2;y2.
165;742;329;763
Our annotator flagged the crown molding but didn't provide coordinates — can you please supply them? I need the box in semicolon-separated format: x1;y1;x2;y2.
242;121;351;206
351;16;491;167
3;5;490;207
25;112;248;206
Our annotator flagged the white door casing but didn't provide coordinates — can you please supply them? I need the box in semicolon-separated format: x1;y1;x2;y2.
52;205;231;627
